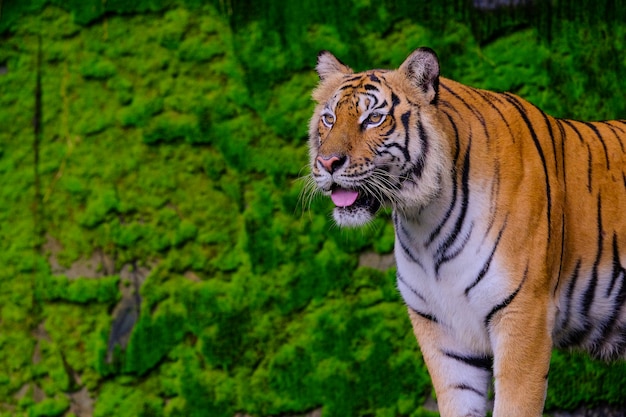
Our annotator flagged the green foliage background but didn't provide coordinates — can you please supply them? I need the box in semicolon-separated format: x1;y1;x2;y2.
1;1;626;416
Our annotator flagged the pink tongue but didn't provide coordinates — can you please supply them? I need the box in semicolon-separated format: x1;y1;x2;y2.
331;188;359;207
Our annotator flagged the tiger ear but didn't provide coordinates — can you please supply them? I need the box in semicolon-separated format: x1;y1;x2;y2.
316;51;353;81
399;47;440;104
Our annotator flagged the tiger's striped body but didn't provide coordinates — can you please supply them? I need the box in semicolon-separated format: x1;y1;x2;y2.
308;48;626;417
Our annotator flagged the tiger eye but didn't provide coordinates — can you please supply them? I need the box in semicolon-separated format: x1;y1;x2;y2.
364;112;386;127
322;113;335;127
368;113;382;124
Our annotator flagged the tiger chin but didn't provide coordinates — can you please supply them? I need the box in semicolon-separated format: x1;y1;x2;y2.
308;47;626;417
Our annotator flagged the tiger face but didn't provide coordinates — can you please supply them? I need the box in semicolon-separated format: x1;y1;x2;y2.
308;48;451;227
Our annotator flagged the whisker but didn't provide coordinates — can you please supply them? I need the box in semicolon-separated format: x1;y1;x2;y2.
296;173;322;216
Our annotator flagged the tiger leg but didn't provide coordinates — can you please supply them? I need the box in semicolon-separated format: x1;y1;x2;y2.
489;298;552;417
408;308;492;417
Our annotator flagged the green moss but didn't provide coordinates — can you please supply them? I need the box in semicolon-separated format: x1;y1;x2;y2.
258;293;429;417
202;150;226;181
373;216;395;254
78;189;120;228
79;55;117;79
256;72;316;141
59;176;88;199
546;350;626;410
158;8;191;50
410;407;441;417
117;97;164;127
106;76;134;105
34;340;72;394
177;35;225;62
28;396;69;417
142;112;200;144
172;220;198;246
42;303;112;390
0;330;35;399
122;297;187;375
35;274;120;304
179;366;235;417
93;379;164;417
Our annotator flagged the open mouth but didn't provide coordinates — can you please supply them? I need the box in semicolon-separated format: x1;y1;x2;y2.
330;186;381;213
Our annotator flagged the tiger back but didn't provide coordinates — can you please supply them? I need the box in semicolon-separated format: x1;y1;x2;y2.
308;47;626;417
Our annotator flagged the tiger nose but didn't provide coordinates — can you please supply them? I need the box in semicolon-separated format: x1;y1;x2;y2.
316;155;347;173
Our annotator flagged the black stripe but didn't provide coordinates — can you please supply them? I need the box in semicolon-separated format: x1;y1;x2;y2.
605;120;626;133
503;93;552;243
389;110;412;162
556;119;567;186
555;259;581;345
362;92;380;111
607;233;623;296
473;89;516;143
412;308;439;323
417;113;430;160
397;271;426;302
541;112;559;177
381;141;410;161
344;75;361;83
453;383;486;398
560;119;585;143
582;194;603;318
379;93;400;138
465;219;507;296
586;143;593;192
412;115;429;179
381;118;397;138
484;164;501;237
600;121;626;153
554;211;567;298
484;265;528;328
435;223;474;275
434;138;471;266
363;83;379;91
612;119;626;128
582;121;610;169
438;99;456;112
374;99;388;111
557;290;594;348
391;92;400;107
442;350;493;372
561;120;593;192
427;112;461;245
518;98;560;175
443;83;489;141
594;249;626;357
394;215;425;270
561;197;604;348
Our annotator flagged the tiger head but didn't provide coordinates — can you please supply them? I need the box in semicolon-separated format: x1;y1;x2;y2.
309;48;451;227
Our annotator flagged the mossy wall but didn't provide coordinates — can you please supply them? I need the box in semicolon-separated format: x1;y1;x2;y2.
1;1;626;416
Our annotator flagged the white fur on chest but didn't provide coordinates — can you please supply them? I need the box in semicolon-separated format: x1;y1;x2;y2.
394;208;510;354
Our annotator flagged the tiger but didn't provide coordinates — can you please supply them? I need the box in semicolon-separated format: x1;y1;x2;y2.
307;47;626;417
